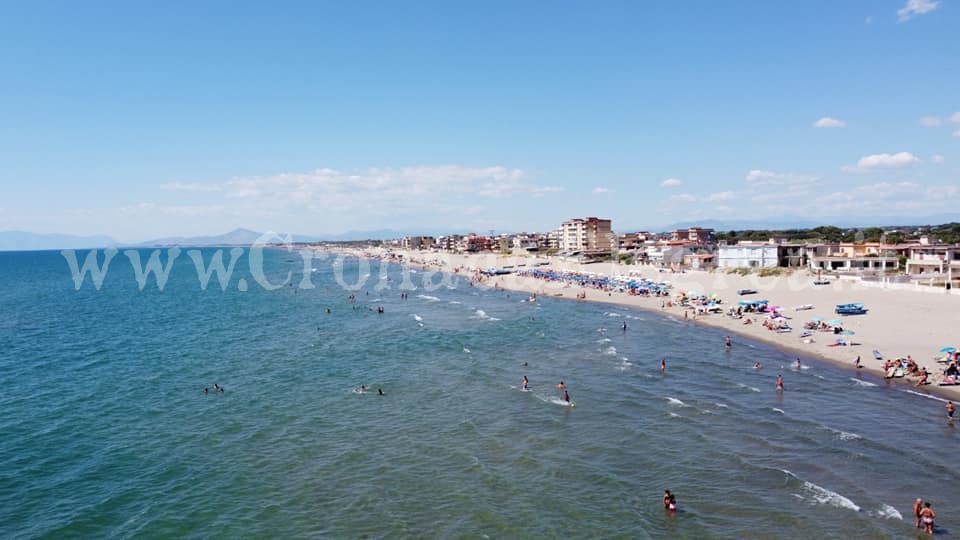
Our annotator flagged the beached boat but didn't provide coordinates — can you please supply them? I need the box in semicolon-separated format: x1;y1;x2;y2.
737;289;758;296
835;303;868;315
793;304;813;311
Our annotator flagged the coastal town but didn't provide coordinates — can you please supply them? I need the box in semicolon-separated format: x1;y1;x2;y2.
311;217;960;403
372;217;960;285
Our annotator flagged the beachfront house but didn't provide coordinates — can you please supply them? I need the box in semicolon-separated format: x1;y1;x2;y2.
905;245;960;277
557;217;613;254
806;243;898;273
400;236;436;250
717;243;779;268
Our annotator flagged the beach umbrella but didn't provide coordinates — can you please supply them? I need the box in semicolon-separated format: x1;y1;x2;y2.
810;316;823;322
941;347;957;353
827;319;843;326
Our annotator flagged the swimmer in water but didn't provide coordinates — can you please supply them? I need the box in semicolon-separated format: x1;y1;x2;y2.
947;401;955;420
521;375;529;390
776;374;784;391
663;490;672;509
754;362;763;369
794;358;801;370
378;388;384;396
622;321;627;332
556;381;566;392
725;336;732;349
563;390;571;403
660;358;666;373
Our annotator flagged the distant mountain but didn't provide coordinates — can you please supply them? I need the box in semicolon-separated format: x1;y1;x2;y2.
640;214;960;233
317;228;474;241
0;230;118;251
141;228;323;246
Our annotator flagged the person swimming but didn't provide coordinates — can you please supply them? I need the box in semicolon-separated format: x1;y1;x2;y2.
556;381;566;392
562;390;571;403
378;388;384;396
521;375;529;390
794;358;801;370
754;362;763;369
660;358;666;373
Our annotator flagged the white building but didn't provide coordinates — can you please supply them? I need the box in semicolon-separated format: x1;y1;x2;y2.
717;243;779;268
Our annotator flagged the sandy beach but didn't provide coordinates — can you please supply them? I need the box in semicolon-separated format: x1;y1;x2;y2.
337;247;960;399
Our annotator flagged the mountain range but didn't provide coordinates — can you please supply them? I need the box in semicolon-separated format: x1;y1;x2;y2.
2;213;958;251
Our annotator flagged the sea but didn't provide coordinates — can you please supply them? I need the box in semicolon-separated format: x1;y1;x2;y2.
1;247;957;539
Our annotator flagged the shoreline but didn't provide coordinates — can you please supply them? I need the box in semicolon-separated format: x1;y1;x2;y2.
321;247;960;401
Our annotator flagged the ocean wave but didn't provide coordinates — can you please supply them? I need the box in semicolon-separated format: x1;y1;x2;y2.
850;378;876;387
824;426;861;440
782;469;861;512
597;338;612;344
470;309;500;321
416;294;440;301
411;314;423;322
449;301;462;305
463;347;471;353
604;346;617;356
737;383;761;393
901;389;949;403
714;402;729;408
771;407;785;414
616;358;633;371
666;397;688;407
872;504;903;520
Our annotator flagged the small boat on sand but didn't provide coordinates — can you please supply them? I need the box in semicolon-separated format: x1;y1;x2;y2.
835;303;868;315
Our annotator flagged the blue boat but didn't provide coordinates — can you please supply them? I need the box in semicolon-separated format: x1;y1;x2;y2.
835;303;868;315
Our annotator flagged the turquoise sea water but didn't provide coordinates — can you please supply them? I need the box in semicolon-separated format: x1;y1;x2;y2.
1;248;958;538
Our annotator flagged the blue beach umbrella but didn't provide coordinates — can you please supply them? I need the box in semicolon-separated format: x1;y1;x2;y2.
941;347;957;353
827;319;843;326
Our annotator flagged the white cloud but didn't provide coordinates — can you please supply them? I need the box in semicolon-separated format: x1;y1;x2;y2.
744;169;819;187
842;152;920;173
932;154;945;164
706;191;736;202
669;193;697;203
897;0;940;22
813;117;847;128
660;178;683;187
920;112;960;127
592;187;611;194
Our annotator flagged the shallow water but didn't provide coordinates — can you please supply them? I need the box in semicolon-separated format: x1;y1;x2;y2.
0;249;957;538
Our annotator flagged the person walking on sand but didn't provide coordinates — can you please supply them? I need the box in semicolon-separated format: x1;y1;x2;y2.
855;356;862;369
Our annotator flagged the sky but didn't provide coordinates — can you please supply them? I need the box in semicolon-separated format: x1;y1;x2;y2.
0;0;958;241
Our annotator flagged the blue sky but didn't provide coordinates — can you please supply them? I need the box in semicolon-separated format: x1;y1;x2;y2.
1;0;957;240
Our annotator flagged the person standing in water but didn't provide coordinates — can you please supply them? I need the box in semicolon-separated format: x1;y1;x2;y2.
556;381;565;393
521;375;529;391
660;358;666;373
920;502;935;534
562;390;571;403
776;374;784;391
947;401;955;420
914;498;924;529
725;336;732;349
622;321;627;332
794;358;801;370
